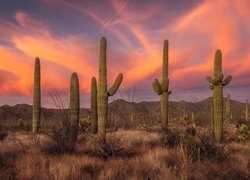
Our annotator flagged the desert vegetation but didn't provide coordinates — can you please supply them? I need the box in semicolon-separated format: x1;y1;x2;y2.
0;37;249;179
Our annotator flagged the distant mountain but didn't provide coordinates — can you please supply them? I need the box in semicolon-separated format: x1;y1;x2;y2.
0;97;246;126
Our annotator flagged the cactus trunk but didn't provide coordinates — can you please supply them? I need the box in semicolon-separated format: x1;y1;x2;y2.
206;50;232;142
226;94;231;123
32;58;41;133
246;99;249;121
152;40;171;128
70;72;80;148
98;37;108;138
91;77;98;133
213;83;223;141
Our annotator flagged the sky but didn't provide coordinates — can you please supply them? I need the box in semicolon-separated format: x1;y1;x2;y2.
0;0;249;107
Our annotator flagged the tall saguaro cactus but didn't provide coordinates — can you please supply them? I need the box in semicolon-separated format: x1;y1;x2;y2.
97;37;123;138
226;94;232;123
91;77;98;133
152;40;171;128
70;72;80;149
32;58;41;133
245;99;249;121
206;50;232;142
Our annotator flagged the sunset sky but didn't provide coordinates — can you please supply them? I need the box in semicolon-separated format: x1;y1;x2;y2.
0;0;249;107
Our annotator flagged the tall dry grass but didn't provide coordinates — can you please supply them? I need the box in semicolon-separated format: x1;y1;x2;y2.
0;128;249;179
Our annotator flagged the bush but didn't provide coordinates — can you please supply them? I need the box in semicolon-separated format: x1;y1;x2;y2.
41;91;80;154
160;128;180;148
183;129;231;162
85;135;138;160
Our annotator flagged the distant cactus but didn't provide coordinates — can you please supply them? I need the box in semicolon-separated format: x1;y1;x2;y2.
206;50;232;142
226;94;232;123
70;72;80;149
191;112;195;123
97;37;123;138
152;40;171;128
91;77;98;133
245;99;249;121
182;107;190;121
32;58;41;133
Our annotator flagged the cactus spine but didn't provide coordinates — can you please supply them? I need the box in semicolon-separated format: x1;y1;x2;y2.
91;77;98;133
152;40;171;128
206;50;232;142
70;72;80;149
246;99;249;121
226;94;232;123
97;37;123;138
32;58;41;133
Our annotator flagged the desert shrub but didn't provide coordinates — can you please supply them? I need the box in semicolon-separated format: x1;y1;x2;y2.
235;124;250;141
182;129;231;162
41;118;78;154
160;128;180;148
41;91;80;154
85;135;138;160
79;119;91;133
0;131;7;142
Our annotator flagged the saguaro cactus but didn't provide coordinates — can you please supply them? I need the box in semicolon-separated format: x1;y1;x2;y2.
226;94;232;123
97;37;123;138
206;50;232;142
152;40;171;128
70;72;80;149
32;58;41;133
91;77;98;133
245;99;249;121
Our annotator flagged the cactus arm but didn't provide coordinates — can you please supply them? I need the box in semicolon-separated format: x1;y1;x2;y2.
206;76;213;83
91;77;98;133
152;79;163;95
70;72;80;146
206;76;219;85
217;72;224;81
107;73;123;96
32;57;41;133
222;75;232;86
209;85;214;90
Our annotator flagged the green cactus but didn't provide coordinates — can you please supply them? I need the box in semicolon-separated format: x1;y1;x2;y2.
245;99;249;121
32;57;41;133
97;37;123;138
70;72;80;149
152;40;171;128
226;94;232;123
182;107;190;121
206;50;232;142
91;77;98;133
191;112;195;123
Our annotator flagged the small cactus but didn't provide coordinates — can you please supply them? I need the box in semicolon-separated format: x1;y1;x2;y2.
226;94;232;123
245;100;248;121
152;40;171;128
97;37;123;138
32;58;41;133
91;77;98;133
70;72;80;149
206;50;232;142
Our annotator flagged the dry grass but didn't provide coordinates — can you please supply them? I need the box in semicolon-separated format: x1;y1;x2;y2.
0;128;249;179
